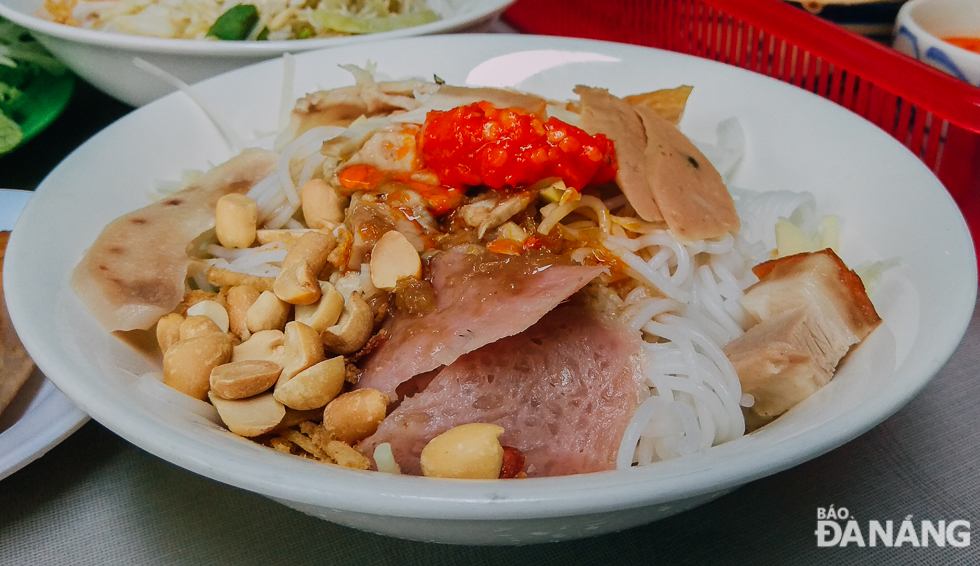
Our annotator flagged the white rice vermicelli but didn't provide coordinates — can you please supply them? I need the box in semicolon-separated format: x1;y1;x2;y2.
613;120;829;469
613;186;825;469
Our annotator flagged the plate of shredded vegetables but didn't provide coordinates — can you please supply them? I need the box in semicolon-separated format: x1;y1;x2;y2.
0;16;73;154
37;0;445;41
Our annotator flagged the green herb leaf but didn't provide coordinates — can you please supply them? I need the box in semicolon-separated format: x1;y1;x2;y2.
0;111;23;154
207;5;260;41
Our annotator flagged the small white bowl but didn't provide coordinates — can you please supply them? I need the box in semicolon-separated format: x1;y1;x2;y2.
893;0;980;86
0;0;514;106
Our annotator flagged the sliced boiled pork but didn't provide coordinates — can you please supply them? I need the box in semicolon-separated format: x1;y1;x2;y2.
359;306;646;477
356;247;605;398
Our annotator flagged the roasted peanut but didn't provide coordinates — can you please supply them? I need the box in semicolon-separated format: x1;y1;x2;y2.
294;281;345;333
215;194;258;249
255;229;314;246
226;285;260;340
210;360;283;399
185;300;230;333
369;230;421;290
163;333;234;400
322;389;390;444
180;290;223;313
206;267;275;293
178;315;224;341
245;290;291;332
156;312;185;354
278;320;324;387
282;229;335;274
273;230;338;305
209;391;285;437
300;179;348;229
273;261;321;305
273;355;345;410
232;329;285;365
321;292;374;355
420;423;505;480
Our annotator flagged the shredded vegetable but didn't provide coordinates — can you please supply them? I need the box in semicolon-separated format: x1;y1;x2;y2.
39;0;440;41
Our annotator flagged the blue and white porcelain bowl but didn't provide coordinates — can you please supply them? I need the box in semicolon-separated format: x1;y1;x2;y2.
893;0;980;87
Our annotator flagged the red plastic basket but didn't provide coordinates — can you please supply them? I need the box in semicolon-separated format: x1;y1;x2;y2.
504;0;980;262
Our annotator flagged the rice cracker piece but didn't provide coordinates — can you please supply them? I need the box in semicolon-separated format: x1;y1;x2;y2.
0;231;34;416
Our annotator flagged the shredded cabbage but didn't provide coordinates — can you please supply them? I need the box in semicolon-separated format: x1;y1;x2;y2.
38;0;441;41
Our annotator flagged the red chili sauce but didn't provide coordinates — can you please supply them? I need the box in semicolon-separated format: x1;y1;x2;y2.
418;102;617;193
336;102;619;216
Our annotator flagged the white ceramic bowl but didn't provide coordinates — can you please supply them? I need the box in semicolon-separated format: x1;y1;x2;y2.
5;35;976;545
0;0;514;106
893;0;980;86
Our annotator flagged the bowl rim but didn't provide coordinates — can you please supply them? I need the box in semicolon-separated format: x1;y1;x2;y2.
5;33;977;522
0;0;513;55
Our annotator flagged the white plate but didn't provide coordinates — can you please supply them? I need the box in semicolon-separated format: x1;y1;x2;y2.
0;0;516;106
0;189;87;481
3;35;976;544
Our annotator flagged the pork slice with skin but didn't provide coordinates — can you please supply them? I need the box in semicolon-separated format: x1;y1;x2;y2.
725;306;835;426
355;247;605;399
72;148;278;331
359;306;646;477
727;249;882;429
742;249;881;334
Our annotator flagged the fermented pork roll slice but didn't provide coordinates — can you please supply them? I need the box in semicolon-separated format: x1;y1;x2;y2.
355;247;605;399
359;306;646;477
575;85;740;241
71;149;278;331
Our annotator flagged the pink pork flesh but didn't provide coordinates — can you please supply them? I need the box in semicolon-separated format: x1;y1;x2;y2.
359;306;645;477
356;248;605;398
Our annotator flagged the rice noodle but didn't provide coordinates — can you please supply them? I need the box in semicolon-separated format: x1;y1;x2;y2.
275;125;346;209
606;194;804;468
